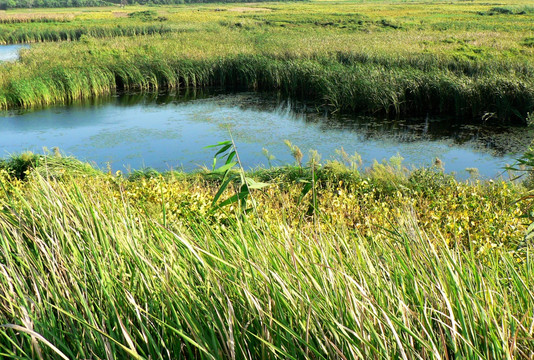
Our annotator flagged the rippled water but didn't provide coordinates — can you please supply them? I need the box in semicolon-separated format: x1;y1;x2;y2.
1;92;531;179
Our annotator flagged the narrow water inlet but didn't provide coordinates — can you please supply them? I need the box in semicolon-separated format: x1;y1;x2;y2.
0;92;530;179
0;44;29;62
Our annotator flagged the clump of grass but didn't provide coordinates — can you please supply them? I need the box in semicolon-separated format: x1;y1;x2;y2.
0;151;40;180
128;167;162;181
521;37;534;48
478;6;534;16
0;14;74;24
0;150;99;180
128;10;167;22
0;23;174;44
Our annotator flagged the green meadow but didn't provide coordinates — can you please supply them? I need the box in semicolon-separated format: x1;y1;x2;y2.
0;0;534;359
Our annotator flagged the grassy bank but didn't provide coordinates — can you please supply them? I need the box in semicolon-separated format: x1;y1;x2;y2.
0;22;173;43
0;1;533;121
0;153;532;358
4;48;534;120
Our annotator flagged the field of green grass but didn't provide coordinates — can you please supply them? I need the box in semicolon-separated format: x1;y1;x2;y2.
0;152;532;359
0;0;533;120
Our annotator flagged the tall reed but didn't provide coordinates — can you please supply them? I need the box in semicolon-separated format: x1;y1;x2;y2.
0;0;532;121
0;23;173;44
2;49;533;121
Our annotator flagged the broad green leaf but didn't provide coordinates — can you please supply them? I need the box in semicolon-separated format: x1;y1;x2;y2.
213;191;248;210
245;177;270;189
298;182;313;205
225;151;236;165
214;162;237;174
204;140;232;149
213;144;232;158
212;174;236;206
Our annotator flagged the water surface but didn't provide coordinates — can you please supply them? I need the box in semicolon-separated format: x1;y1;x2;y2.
0;44;29;62
0;92;530;179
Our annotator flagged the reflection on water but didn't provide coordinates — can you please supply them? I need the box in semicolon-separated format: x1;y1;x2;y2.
0;44;30;62
0;91;531;179
324;114;532;158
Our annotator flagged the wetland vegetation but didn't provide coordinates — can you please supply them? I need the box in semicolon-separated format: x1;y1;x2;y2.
0;0;534;359
0;151;533;359
0;0;533;120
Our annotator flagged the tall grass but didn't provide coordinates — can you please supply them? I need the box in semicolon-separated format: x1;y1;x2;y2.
0;13;74;24
0;23;173;44
0;159;532;358
0;0;532;121
1;49;533;121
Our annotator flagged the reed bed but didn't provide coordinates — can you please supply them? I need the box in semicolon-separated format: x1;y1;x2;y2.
1;49;533;121
0;155;532;359
0;13;74;24
0;23;173;44
0;0;532;121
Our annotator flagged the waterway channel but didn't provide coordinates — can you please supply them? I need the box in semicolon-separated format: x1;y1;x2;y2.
1;91;530;179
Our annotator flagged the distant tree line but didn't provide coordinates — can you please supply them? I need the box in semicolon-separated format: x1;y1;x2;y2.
0;0;284;10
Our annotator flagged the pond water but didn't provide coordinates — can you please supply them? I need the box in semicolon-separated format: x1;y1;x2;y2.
0;92;531;179
0;44;30;62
